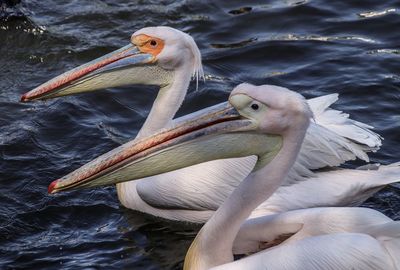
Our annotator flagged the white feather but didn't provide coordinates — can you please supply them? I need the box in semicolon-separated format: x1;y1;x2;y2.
226;208;400;270
212;233;395;270
251;163;400;218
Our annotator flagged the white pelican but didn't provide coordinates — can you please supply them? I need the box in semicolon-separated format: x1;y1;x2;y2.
45;83;400;269
232;207;398;254
228;207;400;270
22;27;383;223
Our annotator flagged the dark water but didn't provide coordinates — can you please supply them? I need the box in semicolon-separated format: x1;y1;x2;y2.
1;0;400;269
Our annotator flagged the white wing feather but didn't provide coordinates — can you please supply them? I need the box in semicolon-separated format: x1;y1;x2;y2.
233;207;393;254
211;233;395;270
308;94;382;148
284;94;381;185
252;163;400;218
230;208;400;269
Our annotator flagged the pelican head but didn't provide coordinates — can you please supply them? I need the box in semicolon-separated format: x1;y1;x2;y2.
48;83;311;193
21;26;203;101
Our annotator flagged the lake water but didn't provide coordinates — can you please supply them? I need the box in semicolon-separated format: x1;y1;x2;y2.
1;0;399;269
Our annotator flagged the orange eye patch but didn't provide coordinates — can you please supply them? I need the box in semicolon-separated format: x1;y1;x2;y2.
131;34;165;57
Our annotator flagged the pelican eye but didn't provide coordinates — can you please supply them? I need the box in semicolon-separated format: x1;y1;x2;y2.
251;103;259;110
150;40;157;47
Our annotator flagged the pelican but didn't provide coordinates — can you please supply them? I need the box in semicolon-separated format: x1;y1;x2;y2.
227;207;400;270
232;207;399;256
22;26;383;222
45;83;400;269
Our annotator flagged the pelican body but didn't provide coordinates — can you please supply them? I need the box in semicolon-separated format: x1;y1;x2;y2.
45;83;400;269
22;27;388;223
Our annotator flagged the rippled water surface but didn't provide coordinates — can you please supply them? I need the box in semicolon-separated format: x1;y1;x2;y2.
1;0;400;269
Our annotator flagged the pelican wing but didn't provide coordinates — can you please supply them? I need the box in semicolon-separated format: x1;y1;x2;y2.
252;163;400;217
136;156;256;211
134;94;382;218
234;207;393;254
284;93;382;185
211;233;393;270
365;221;400;269
308;94;381;148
